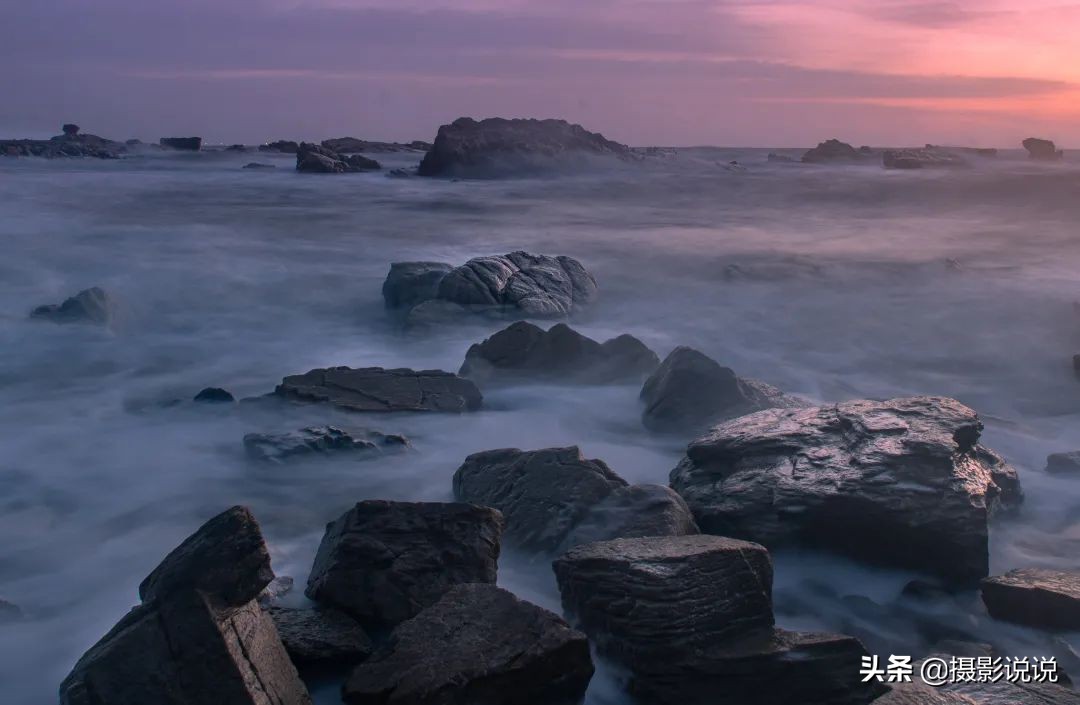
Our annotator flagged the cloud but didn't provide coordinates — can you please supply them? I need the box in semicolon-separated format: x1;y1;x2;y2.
858;1;997;28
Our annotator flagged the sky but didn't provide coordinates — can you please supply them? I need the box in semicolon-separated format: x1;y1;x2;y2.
2;0;1078;147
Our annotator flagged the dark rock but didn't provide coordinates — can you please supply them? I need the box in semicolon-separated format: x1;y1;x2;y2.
30;287;115;326
305;500;503;627
343;584;593;705
243;426;407;463
883;149;969;169
925;144;998;157
640;346;805;434
259;140;299;154
1046;452;1080;476
417;116;633;177
982;569;1080;630
453;446;627;551
273;366;482;413
930;640;995;657
296;142;380;173
670;396;1023;584
381;261;454;309
802;139;868;163
193;387;235;404
2;130;125;159
257;575;294;607
872;682;981;704
62;123;80;136
125;139;142;146
268;606;374;666
225;144;248;152
243;162;276;169
60;506;311;705
1024;138;1064;161
560;484;699;551
0;598;23;623
159;136;202;151
460;320;660;385
321;137;430;154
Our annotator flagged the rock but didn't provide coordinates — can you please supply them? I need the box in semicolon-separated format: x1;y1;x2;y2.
305;500;502;627
640;346;804;434
981;569;1080;630
125;139;142;146
1;129;125;159
883;149;969;169
459;321;660;385
193;387;235;403
930;640;995;657
417;116;633;177
243;162;276;169
936;681;1080;705
243;426;408;463
267;606;374;666
453;446;628;551
403;300;474;328
30;286;115;325
343;584;593;705
925;144;998;157
257;575;294;607
259;140;299;154
1046;452;1080;476
766;153;796;163
62;123;80;136
225;144;248;152
296;142;380;173
670;396;1023;584
321;137;430;154
1024;138;1064;161
273;366;482;413
381;261;454;309
872;682;981;704
560;484;699;551
802;139;868;163
159;136;202;151
60;506;311;705
0;598;23;623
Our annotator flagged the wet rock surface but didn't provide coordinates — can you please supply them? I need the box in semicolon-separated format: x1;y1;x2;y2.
30;287;115;326
273;366;482;413
671;396;1022;583
267;606;374;666
342;583;593;705
460;321;660;385
559;483;699;551
305;500;502;627
981;569;1080;630
243;426;407;462
382;261;455;309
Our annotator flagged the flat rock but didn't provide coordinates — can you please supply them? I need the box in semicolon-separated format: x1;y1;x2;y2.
273;366;482;413
1046;452;1080;475
159;136;202;151
243;162;276;169
305;500;502;627
342;584;593;705
670;396;1023;583
453;446;627;551
459;321;660;385
981;569;1080;630
320;137;429;154
382;261;454;309
30;287;115;326
268;606;374;666
296;142;380;173
259;140;299;153
641;346;805;434
559;484;699;552
883;149;969;169
243;426;408;463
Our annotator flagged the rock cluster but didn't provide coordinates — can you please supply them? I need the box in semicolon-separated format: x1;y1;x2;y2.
460;320;660;385
243;426;408;462
981;568;1080;630
272;366;482;413
1023;137;1064;161
670;396;1023;583
30;287;116;326
296;142;381;173
1;124;125;159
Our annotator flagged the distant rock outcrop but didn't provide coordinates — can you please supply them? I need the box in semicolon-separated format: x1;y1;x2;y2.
801;139;870;163
883;148;969;169
296;142;380;173
259;140;299;154
1;124;125;159
417;117;633;177
321;137;431;154
30;287;115;326
159;137;202;151
1023;137;1064;161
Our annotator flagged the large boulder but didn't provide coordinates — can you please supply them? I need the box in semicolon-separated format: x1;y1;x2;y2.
416;117;632;177
59;506;311;705
981;569;1080;630
296;142;380;173
559;484;699;552
342;584;594;705
305;500;503;627
243;426;408;463
267;606;374;666
30;287;115;326
272;366;482;413
382;262;454;309
801;139;869;163
159;136;202;151
460;321;660;385
670;396;1023;584
453;446;628;551
641;346;805;434
1023;138;1064;161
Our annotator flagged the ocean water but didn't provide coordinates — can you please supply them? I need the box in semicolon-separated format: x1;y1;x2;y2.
1;147;1079;703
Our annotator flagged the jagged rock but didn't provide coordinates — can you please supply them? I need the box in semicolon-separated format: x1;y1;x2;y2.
981;569;1080;630
671;396;1023;583
0;598;23;623
268;606;374;666
259;140;299;153
460;321;659;385
1024;138;1064;161
159;137;202;151
641;346;805;434
59;506;311;705
560;484;699;551
1046;452;1080;476
30;287;115;326
381;262;454;309
273;366;482;413
417;117;632;177
453;446;627;551
305;500;502;627
802;139;868;163
296;142;380;173
243;426;407;462
257;576;294;607
343;584;593;705
193;387;235;403
883;149;969;169
243;162;276;169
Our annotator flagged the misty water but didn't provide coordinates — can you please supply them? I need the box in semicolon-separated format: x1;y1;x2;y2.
2;147;1079;703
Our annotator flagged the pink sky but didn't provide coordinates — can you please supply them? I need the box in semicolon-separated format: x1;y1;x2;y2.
2;0;1077;146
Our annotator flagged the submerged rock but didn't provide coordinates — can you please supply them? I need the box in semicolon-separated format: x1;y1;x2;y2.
417;116;632;177
981;569;1080;630
671;396;1023;583
242;162;276;169
640;346;804;434
801;139;868;163
267;606;374;666
193;387;235;404
60;506;311;705
30;287;115;326
460;321;660;385
382;261;454;309
159;136;202;151
1046;452;1080;476
273;366;482;413
1024;138;1064;161
343;584;593;705
305;500;502;627
296;142;380;173
559;484;699;551
243;426;408;462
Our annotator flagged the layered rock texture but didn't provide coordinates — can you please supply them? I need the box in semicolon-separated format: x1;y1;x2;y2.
272;367;482;413
981;569;1080;630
